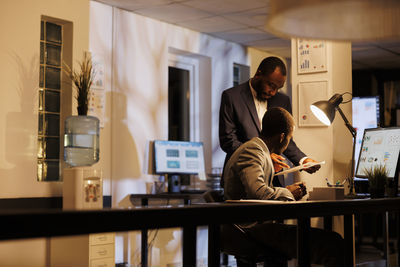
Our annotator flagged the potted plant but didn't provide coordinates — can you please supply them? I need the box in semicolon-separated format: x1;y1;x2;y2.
363;164;388;198
63;53;95;115
63;53;100;167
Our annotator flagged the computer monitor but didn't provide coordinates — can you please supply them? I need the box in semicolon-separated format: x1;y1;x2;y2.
355;127;400;195
153;140;206;193
352;96;380;167
153;140;205;175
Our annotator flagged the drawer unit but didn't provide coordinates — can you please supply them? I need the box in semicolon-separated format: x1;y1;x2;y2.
51;233;115;267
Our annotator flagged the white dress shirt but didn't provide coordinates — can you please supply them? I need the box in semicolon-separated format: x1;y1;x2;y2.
249;80;267;129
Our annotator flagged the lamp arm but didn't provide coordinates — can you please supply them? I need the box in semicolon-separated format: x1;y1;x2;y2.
336;106;356;138
337;106;357;193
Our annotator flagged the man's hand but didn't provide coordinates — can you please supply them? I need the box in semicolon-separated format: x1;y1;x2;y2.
302;158;321;174
271;153;290;172
286;181;307;201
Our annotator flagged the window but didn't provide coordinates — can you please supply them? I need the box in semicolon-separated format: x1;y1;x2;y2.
233;64;240;86
37;20;63;181
233;63;250;86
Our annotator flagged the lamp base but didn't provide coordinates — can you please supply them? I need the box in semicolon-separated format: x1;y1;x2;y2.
345;179;357;198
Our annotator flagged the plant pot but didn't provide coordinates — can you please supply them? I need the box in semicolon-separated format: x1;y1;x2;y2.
369;188;385;198
64;115;99;167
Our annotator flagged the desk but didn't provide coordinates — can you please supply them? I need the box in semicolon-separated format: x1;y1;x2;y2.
0;198;399;267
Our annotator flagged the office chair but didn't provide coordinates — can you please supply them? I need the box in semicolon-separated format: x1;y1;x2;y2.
203;190;289;267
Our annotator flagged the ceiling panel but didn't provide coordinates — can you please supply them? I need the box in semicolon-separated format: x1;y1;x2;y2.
210;28;274;44
222;7;269;27
177;16;245;33
96;0;178;11
245;37;291;48
182;0;267;15
352;47;396;61
134;3;211;23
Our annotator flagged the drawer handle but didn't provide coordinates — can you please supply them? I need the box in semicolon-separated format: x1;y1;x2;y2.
97;250;107;256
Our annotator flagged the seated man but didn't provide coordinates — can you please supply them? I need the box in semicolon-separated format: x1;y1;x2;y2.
223;107;344;266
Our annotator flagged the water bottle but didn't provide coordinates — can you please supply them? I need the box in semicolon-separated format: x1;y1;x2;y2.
64;115;100;167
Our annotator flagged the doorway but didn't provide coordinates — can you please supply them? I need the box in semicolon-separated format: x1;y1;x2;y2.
168;66;190;141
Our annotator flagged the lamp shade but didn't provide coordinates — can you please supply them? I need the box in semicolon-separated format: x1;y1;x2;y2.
266;0;400;41
310;94;343;125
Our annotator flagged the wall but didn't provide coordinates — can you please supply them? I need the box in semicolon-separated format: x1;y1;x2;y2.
0;0;90;197
0;0;90;265
0;0;111;198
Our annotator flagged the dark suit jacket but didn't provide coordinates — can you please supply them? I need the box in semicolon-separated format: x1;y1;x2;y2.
219;80;306;165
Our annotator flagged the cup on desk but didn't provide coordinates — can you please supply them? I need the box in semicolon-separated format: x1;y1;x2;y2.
146;182;155;194
154;181;166;193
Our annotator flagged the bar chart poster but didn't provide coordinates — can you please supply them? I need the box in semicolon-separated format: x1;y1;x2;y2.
297;39;327;74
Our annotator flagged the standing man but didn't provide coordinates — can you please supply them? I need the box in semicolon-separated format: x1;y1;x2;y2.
219;57;320;181
223;107;344;266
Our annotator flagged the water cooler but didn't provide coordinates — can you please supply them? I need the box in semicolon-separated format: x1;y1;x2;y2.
50;115;115;267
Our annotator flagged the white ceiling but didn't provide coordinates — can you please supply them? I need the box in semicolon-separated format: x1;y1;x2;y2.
96;0;400;70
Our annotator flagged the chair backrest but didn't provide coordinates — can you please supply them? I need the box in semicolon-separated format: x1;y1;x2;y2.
203;190;289;266
203;190;224;203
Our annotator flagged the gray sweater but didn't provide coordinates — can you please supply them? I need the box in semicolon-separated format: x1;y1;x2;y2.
223;137;294;201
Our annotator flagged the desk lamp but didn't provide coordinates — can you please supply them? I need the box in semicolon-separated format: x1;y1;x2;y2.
310;93;356;195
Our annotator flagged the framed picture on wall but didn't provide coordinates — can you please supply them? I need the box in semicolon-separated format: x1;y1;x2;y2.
298;81;328;127
297;39;327;74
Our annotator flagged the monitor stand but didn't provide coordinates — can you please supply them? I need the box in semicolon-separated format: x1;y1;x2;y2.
168;174;180;193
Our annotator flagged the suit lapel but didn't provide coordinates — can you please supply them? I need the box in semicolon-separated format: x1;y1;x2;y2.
241;83;261;133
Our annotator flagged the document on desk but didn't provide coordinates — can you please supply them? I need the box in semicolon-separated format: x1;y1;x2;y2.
226;199;289;204
274;161;325;176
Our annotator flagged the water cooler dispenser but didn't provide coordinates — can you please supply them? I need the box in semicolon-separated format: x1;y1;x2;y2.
51;115;114;267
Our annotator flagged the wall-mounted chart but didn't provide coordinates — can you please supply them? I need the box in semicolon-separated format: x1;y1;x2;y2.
297;39;327;74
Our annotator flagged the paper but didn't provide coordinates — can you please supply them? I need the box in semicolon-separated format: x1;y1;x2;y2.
226;199;288;204
274;161;325;176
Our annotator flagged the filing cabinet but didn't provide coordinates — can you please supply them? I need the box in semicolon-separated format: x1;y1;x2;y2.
50;232;115;267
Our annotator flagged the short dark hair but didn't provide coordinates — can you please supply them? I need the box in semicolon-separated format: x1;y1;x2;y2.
261;107;294;138
257;57;287;76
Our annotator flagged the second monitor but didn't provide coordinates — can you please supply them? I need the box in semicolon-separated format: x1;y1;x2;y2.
354;127;400;196
154;140;205;193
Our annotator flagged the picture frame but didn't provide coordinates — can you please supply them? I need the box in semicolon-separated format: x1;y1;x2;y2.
298;81;328;127
297;39;327;74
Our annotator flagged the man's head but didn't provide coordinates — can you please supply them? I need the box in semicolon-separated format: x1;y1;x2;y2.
261;107;294;154
251;57;286;101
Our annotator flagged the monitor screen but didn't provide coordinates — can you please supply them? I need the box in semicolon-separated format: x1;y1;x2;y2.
355;127;400;179
352;96;380;167
153;140;205;175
